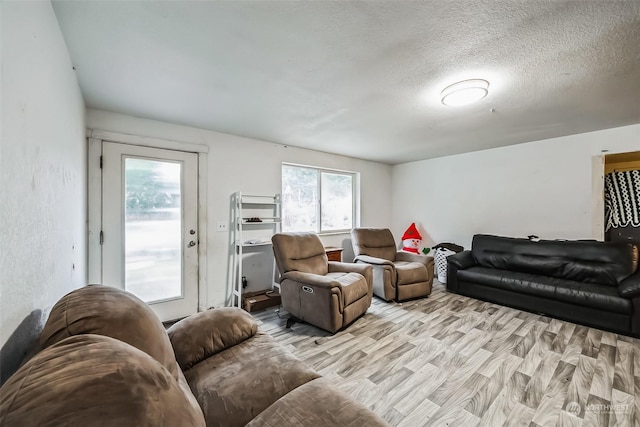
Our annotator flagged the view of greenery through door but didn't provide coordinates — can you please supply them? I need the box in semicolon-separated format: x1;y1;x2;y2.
125;158;182;303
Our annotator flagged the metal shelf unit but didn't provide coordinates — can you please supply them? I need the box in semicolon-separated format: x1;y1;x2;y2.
231;192;281;308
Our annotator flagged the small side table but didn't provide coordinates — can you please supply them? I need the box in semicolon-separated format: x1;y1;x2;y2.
325;247;343;262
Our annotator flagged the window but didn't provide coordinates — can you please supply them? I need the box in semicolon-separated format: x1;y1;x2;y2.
282;164;356;233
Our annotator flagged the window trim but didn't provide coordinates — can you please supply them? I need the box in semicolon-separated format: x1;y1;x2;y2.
282;162;360;235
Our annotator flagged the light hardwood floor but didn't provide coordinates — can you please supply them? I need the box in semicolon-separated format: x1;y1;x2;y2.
253;283;640;427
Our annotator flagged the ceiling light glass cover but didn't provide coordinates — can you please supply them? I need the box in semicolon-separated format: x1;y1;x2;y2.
441;79;489;106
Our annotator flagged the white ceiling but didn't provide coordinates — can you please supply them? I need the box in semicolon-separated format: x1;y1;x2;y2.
52;1;640;165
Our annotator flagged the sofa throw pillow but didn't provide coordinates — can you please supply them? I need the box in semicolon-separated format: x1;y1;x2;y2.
168;307;258;371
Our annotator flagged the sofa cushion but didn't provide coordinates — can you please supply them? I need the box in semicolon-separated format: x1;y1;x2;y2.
458;267;557;299
0;334;205;427
458;267;632;314
471;234;637;286
553;280;632;314
183;332;320;427
246;378;389;427
39;285;178;379
167;307;258;371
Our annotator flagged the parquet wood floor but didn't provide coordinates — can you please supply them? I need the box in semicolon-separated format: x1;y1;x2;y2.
253;283;640;426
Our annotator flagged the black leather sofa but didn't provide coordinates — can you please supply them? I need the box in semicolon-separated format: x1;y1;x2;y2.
447;234;640;337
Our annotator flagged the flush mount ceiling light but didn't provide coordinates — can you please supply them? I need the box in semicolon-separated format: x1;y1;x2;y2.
441;79;489;106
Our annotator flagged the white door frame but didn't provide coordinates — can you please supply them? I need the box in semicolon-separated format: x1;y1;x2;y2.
591;154;605;241
87;129;209;313
590;149;640;242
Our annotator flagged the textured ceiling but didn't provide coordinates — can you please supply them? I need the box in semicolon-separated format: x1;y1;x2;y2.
52;1;640;164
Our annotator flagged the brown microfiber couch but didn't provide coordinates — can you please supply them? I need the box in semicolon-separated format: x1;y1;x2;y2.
0;285;388;427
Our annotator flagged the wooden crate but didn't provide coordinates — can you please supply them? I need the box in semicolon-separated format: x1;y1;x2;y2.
242;289;281;313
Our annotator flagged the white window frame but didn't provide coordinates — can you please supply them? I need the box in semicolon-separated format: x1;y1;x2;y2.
281;163;360;234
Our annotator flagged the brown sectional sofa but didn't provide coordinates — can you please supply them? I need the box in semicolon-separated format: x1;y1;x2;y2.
0;285;388;427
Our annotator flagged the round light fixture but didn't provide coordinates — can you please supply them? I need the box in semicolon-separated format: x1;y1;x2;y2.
441;79;489;106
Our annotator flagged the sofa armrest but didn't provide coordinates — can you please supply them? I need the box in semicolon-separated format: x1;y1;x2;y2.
395;251;433;268
447;250;476;270
354;254;394;266
619;271;640;298
167;308;257;371
281;271;341;288
446;250;476;293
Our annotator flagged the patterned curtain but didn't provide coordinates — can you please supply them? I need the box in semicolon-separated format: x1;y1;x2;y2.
604;170;640;231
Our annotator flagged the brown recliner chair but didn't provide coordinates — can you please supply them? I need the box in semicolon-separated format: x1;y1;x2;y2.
351;228;434;301
272;232;373;333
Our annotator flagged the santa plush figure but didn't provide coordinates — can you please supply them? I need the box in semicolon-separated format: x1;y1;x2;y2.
401;223;422;254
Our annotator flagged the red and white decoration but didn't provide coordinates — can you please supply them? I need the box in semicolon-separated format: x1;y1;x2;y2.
401;223;422;254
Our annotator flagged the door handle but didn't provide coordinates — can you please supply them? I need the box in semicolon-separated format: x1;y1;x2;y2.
188;241;196;248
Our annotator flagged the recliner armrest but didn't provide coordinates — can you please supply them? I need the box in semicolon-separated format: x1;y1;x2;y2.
619;271;640;298
282;271;343;288
447;250;476;270
329;261;373;289
354;254;394;266
328;261;369;274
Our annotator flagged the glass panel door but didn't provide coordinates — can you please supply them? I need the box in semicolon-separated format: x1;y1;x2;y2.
102;142;198;321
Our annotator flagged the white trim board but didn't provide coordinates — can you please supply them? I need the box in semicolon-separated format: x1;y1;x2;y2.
88;129;209;154
591;154;605;241
87;137;103;285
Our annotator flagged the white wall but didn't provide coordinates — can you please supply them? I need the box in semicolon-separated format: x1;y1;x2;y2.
86;109;392;308
0;0;86;370
392;124;640;250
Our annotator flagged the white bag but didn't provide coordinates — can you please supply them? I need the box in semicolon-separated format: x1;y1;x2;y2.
434;247;455;283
